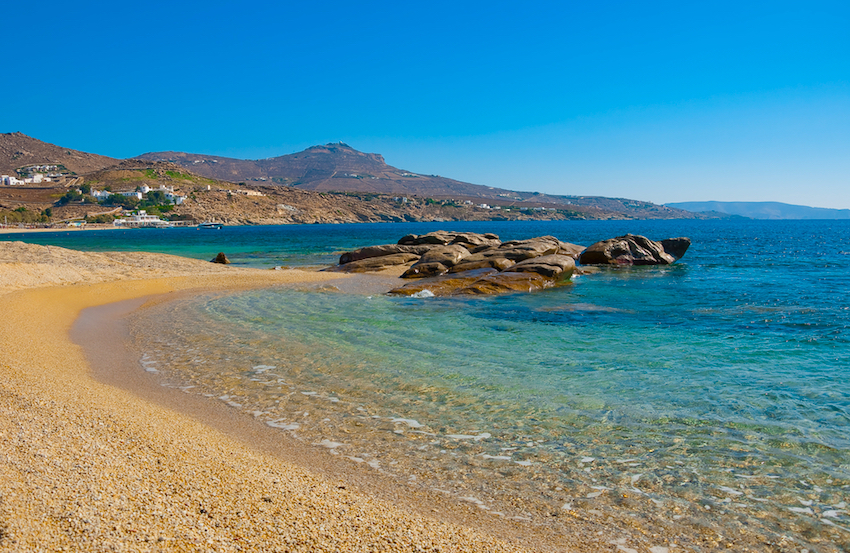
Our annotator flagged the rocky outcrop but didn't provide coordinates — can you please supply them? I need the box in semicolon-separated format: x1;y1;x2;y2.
660;237;691;260
401;245;471;278
332;231;689;296
398;231;500;251
329;252;421;273
578;234;689;266
339;244;432;265
211;252;231;264
510;254;576;278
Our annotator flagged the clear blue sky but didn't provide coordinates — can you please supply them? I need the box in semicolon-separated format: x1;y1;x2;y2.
3;1;849;208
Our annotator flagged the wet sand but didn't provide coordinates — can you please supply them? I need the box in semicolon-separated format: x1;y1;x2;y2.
1;243;594;552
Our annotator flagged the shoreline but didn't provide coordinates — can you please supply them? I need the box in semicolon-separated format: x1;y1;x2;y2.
71;288;580;551
0;247;578;551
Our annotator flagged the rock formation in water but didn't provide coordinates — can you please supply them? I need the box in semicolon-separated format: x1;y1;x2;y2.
328;231;690;296
578;234;691;266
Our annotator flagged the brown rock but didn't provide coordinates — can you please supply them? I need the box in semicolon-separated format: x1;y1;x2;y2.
660;237;691;260
397;231;457;246
579;234;678;266
328;253;420;273
456;272;557;295
401;261;449;279
210;252;230;264
398;231;500;251
418;244;470;266
389;269;497;296
400;244;471;278
493;236;561;261
449;257;515;273
557;241;586;259
339;243;431;264
446;232;501;252
510;254;575;279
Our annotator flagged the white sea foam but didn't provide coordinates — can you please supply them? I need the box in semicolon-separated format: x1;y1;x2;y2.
446;432;491;441
266;420;300;430
316;439;344;449
410;290;435;298
390;417;425;428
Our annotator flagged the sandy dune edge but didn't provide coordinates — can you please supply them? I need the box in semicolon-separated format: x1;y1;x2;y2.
0;243;538;552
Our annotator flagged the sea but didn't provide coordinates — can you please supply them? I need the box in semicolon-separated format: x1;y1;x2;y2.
5;219;849;551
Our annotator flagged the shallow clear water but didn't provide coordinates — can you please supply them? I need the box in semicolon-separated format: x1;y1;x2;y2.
37;219;850;550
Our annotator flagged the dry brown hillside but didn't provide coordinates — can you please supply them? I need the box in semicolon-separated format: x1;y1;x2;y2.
0;132;117;176
136;143;709;219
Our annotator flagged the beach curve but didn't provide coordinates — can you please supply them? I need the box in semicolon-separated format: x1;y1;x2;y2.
0;242;561;552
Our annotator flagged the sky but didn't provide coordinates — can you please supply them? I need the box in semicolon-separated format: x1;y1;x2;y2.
3;1;849;208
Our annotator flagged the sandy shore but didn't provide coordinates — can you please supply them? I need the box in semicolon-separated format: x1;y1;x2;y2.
0;242;577;552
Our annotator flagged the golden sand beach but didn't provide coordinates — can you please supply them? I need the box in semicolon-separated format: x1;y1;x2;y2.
0;242;595;552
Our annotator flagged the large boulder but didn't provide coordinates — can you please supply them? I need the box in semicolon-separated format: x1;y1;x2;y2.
449;256;515;273
491;236;562;261
339;243;432;264
579;234;683;266
398;231;500;252
557;241;586;259
328;252;420;273
446;232;501;252
401;261;449;279
660;237;691;260
510;254;575;279
400;244;471;278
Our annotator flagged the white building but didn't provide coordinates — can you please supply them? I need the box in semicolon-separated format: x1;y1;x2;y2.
1;175;24;186
113;210;172;227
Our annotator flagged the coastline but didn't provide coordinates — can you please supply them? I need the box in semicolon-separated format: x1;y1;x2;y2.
0;245;570;551
0;224;121;234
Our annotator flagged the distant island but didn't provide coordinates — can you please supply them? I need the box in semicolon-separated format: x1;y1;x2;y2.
666;201;850;220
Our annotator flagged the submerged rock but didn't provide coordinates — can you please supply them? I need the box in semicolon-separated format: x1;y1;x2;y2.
455;272;557;295
389;269;497;296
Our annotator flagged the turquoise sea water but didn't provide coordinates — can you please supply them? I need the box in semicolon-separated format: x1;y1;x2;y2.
10;220;850;550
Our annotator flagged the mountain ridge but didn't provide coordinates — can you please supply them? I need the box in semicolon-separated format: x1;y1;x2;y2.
2;132;715;221
136;143;705;219
666;201;850;220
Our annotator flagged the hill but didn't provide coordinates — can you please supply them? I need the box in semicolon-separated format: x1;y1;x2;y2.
0;132;117;177
666;201;850;220
137;143;707;220
0;133;721;223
